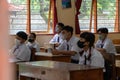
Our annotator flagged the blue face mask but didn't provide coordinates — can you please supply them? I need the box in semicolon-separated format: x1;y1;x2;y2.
77;40;85;48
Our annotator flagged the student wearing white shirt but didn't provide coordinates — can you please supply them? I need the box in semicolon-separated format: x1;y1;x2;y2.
10;31;31;62
49;23;64;47
73;32;104;67
26;33;40;52
52;25;80;63
95;28;117;80
95;28;116;57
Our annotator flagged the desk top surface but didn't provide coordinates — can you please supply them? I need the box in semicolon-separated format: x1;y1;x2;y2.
18;61;103;71
35;52;70;57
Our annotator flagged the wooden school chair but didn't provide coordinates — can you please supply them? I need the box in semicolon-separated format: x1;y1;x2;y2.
112;39;120;45
30;48;36;61
109;54;120;80
112;39;120;53
115;54;120;80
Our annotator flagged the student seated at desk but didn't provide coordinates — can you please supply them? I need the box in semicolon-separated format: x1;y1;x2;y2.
9;31;31;62
74;32;104;67
95;27;116;55
26;33;40;52
95;28;116;80
49;22;64;47
52;25;80;64
52;31;104;67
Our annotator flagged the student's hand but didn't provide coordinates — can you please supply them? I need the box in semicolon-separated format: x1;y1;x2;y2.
51;49;60;55
54;43;60;47
9;53;15;58
97;48;106;55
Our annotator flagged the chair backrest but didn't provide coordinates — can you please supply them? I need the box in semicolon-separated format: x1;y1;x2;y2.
30;48;36;61
104;53;116;80
112;39;120;45
110;54;116;80
115;54;120;60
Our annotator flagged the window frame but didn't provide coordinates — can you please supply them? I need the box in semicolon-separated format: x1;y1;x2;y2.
79;0;119;33
9;0;53;35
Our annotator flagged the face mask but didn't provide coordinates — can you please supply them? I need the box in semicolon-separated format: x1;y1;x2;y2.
98;35;104;40
77;40;85;48
15;39;21;46
61;34;67;40
28;38;34;43
55;27;59;33
28;42;33;48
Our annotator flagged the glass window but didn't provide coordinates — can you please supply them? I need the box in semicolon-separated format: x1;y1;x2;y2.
31;0;53;34
9;0;27;35
97;0;116;32
9;0;53;35
79;0;92;31
79;0;116;33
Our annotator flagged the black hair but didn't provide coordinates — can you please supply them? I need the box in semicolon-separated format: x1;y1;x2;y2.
80;32;95;47
30;33;36;39
16;31;28;40
57;22;64;29
62;25;73;34
97;28;108;34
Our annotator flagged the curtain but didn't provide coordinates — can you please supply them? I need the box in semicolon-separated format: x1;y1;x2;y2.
75;0;82;34
53;0;58;33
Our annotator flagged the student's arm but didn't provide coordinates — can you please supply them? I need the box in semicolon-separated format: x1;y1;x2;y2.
49;34;57;43
52;49;76;55
97;48;111;61
15;46;31;61
91;54;104;67
96;39;112;61
36;43;40;52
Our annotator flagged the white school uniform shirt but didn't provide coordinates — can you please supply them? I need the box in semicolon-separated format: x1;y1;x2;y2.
26;41;40;52
95;37;116;54
49;34;63;44
56;36;80;60
79;47;104;67
10;43;31;62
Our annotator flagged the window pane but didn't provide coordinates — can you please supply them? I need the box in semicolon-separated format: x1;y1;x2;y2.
31;0;53;34
79;0;92;31
9;0;27;35
97;0;116;32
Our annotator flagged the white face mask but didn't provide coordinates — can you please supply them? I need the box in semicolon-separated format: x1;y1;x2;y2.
55;27;59;33
28;42;33;48
15;39;21;46
60;34;67;40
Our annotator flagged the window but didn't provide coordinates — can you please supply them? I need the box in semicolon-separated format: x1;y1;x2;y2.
79;0;92;31
9;0;53;35
97;0;116;32
79;0;117;33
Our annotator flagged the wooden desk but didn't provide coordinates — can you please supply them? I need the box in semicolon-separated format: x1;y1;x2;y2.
115;45;120;53
18;61;103;80
35;52;71;62
116;60;120;77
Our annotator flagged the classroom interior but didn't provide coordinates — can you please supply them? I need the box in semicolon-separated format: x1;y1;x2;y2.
1;0;120;80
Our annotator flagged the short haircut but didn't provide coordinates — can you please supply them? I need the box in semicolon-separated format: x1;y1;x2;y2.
97;28;108;34
30;33;36;39
57;22;64;29
80;32;95;47
16;31;28;40
62;25;73;34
